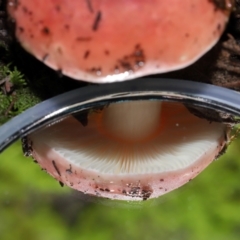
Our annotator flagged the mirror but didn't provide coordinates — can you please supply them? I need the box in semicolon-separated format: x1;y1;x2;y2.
1;78;240;201
24;99;234;201
1;78;240;239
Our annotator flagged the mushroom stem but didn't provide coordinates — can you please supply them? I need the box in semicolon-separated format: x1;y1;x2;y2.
102;101;162;142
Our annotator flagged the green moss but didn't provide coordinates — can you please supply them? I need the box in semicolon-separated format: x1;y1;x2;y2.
0;63;41;125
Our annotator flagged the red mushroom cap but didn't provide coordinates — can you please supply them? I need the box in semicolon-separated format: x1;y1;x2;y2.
8;0;232;83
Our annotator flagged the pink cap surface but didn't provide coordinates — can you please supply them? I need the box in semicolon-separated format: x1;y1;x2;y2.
8;0;232;82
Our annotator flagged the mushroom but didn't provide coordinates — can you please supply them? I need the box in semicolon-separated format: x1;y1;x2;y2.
26;101;229;201
7;0;233;83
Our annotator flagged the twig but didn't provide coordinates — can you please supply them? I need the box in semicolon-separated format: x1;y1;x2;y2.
0;76;10;85
4;91;17;116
